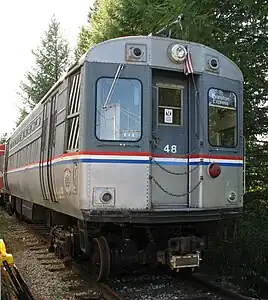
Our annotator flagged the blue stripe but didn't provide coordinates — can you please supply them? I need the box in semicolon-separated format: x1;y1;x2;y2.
66;158;149;165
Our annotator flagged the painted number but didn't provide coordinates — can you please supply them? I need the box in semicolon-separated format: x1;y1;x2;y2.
163;144;177;153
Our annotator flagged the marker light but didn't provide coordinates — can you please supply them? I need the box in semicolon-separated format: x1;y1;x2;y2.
168;44;187;63
227;191;237;202
207;162;221;178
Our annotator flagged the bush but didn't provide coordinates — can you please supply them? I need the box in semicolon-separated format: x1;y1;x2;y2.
207;197;268;297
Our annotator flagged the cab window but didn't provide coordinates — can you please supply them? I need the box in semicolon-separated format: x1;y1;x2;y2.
157;84;183;126
96;78;142;141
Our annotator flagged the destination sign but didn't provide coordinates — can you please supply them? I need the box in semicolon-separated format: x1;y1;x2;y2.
208;88;236;109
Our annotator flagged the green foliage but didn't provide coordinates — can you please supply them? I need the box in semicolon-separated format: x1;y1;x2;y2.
15;107;30;127
0;133;8;144
76;0;220;53
0;214;7;239
208;199;268;296
75;26;93;59
75;0;100;58
18;15;70;123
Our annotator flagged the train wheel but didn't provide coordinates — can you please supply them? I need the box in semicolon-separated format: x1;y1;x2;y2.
178;267;196;276
6;201;13;216
91;236;110;282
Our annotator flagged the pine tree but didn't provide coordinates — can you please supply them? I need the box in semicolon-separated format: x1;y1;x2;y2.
0;133;7;144
16;107;30;127
76;0;217;53
75;0;101;58
18;15;70;124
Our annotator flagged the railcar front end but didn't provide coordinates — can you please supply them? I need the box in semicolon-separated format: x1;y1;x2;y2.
73;36;244;278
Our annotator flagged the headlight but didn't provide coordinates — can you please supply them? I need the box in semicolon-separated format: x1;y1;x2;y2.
168;44;187;63
100;191;113;203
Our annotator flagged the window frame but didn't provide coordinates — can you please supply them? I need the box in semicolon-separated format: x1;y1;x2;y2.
95;76;143;142
207;87;238;148
65;71;81;152
156;83;184;127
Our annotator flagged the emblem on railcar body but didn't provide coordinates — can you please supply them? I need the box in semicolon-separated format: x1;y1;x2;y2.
63;168;72;195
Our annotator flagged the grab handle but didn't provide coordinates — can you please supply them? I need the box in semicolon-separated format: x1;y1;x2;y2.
152;86;158;134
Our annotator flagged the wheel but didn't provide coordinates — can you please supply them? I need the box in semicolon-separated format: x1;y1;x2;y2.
6;202;13;216
90;236;111;282
178;267;196;276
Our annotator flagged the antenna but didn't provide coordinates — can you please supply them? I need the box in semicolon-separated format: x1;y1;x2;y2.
149;14;185;38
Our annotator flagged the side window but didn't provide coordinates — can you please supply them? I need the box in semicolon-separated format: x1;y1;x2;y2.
96;78;142;141
208;88;237;147
157;84;183;126
66;72;81;150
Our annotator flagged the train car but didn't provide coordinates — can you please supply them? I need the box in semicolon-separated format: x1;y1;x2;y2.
3;35;244;281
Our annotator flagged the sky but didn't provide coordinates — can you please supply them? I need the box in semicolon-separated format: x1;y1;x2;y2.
0;0;93;137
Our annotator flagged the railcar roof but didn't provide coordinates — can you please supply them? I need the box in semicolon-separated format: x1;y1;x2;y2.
82;35;243;82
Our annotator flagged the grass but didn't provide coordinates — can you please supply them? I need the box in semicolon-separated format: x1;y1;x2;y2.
0;211;8;239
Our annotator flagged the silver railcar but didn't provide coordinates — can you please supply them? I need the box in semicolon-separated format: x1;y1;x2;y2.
3;35;244;281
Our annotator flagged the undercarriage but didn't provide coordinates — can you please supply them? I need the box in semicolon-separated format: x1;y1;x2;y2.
1;196;239;282
48;222;206;281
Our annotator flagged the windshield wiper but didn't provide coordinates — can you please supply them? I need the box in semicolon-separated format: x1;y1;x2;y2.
103;63;125;109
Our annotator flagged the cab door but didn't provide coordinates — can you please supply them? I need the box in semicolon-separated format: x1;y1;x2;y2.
40;96;58;202
39;100;51;201
47;94;57;202
151;70;189;208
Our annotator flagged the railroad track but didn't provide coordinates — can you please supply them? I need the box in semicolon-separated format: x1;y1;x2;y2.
188;273;255;300
1;208;257;300
105;271;256;300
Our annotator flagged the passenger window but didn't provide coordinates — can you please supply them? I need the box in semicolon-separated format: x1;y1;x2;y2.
96;78;142;141
208;88;237;147
66;72;81;150
157;85;183;126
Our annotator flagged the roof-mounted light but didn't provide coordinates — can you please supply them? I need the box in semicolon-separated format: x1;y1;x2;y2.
168;44;187;63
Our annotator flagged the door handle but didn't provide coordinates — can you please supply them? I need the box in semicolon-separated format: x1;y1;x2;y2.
152;86;158;134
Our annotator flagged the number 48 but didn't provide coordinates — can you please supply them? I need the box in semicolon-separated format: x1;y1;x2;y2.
163;144;177;153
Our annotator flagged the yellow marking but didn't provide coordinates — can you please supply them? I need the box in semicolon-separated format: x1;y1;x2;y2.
0;239;14;266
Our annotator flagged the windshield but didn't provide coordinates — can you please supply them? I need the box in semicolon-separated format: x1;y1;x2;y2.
208;88;237;147
96;78;142;141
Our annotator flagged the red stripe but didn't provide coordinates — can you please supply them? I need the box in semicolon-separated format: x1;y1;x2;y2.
60;151;152;157
56;151;243;160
